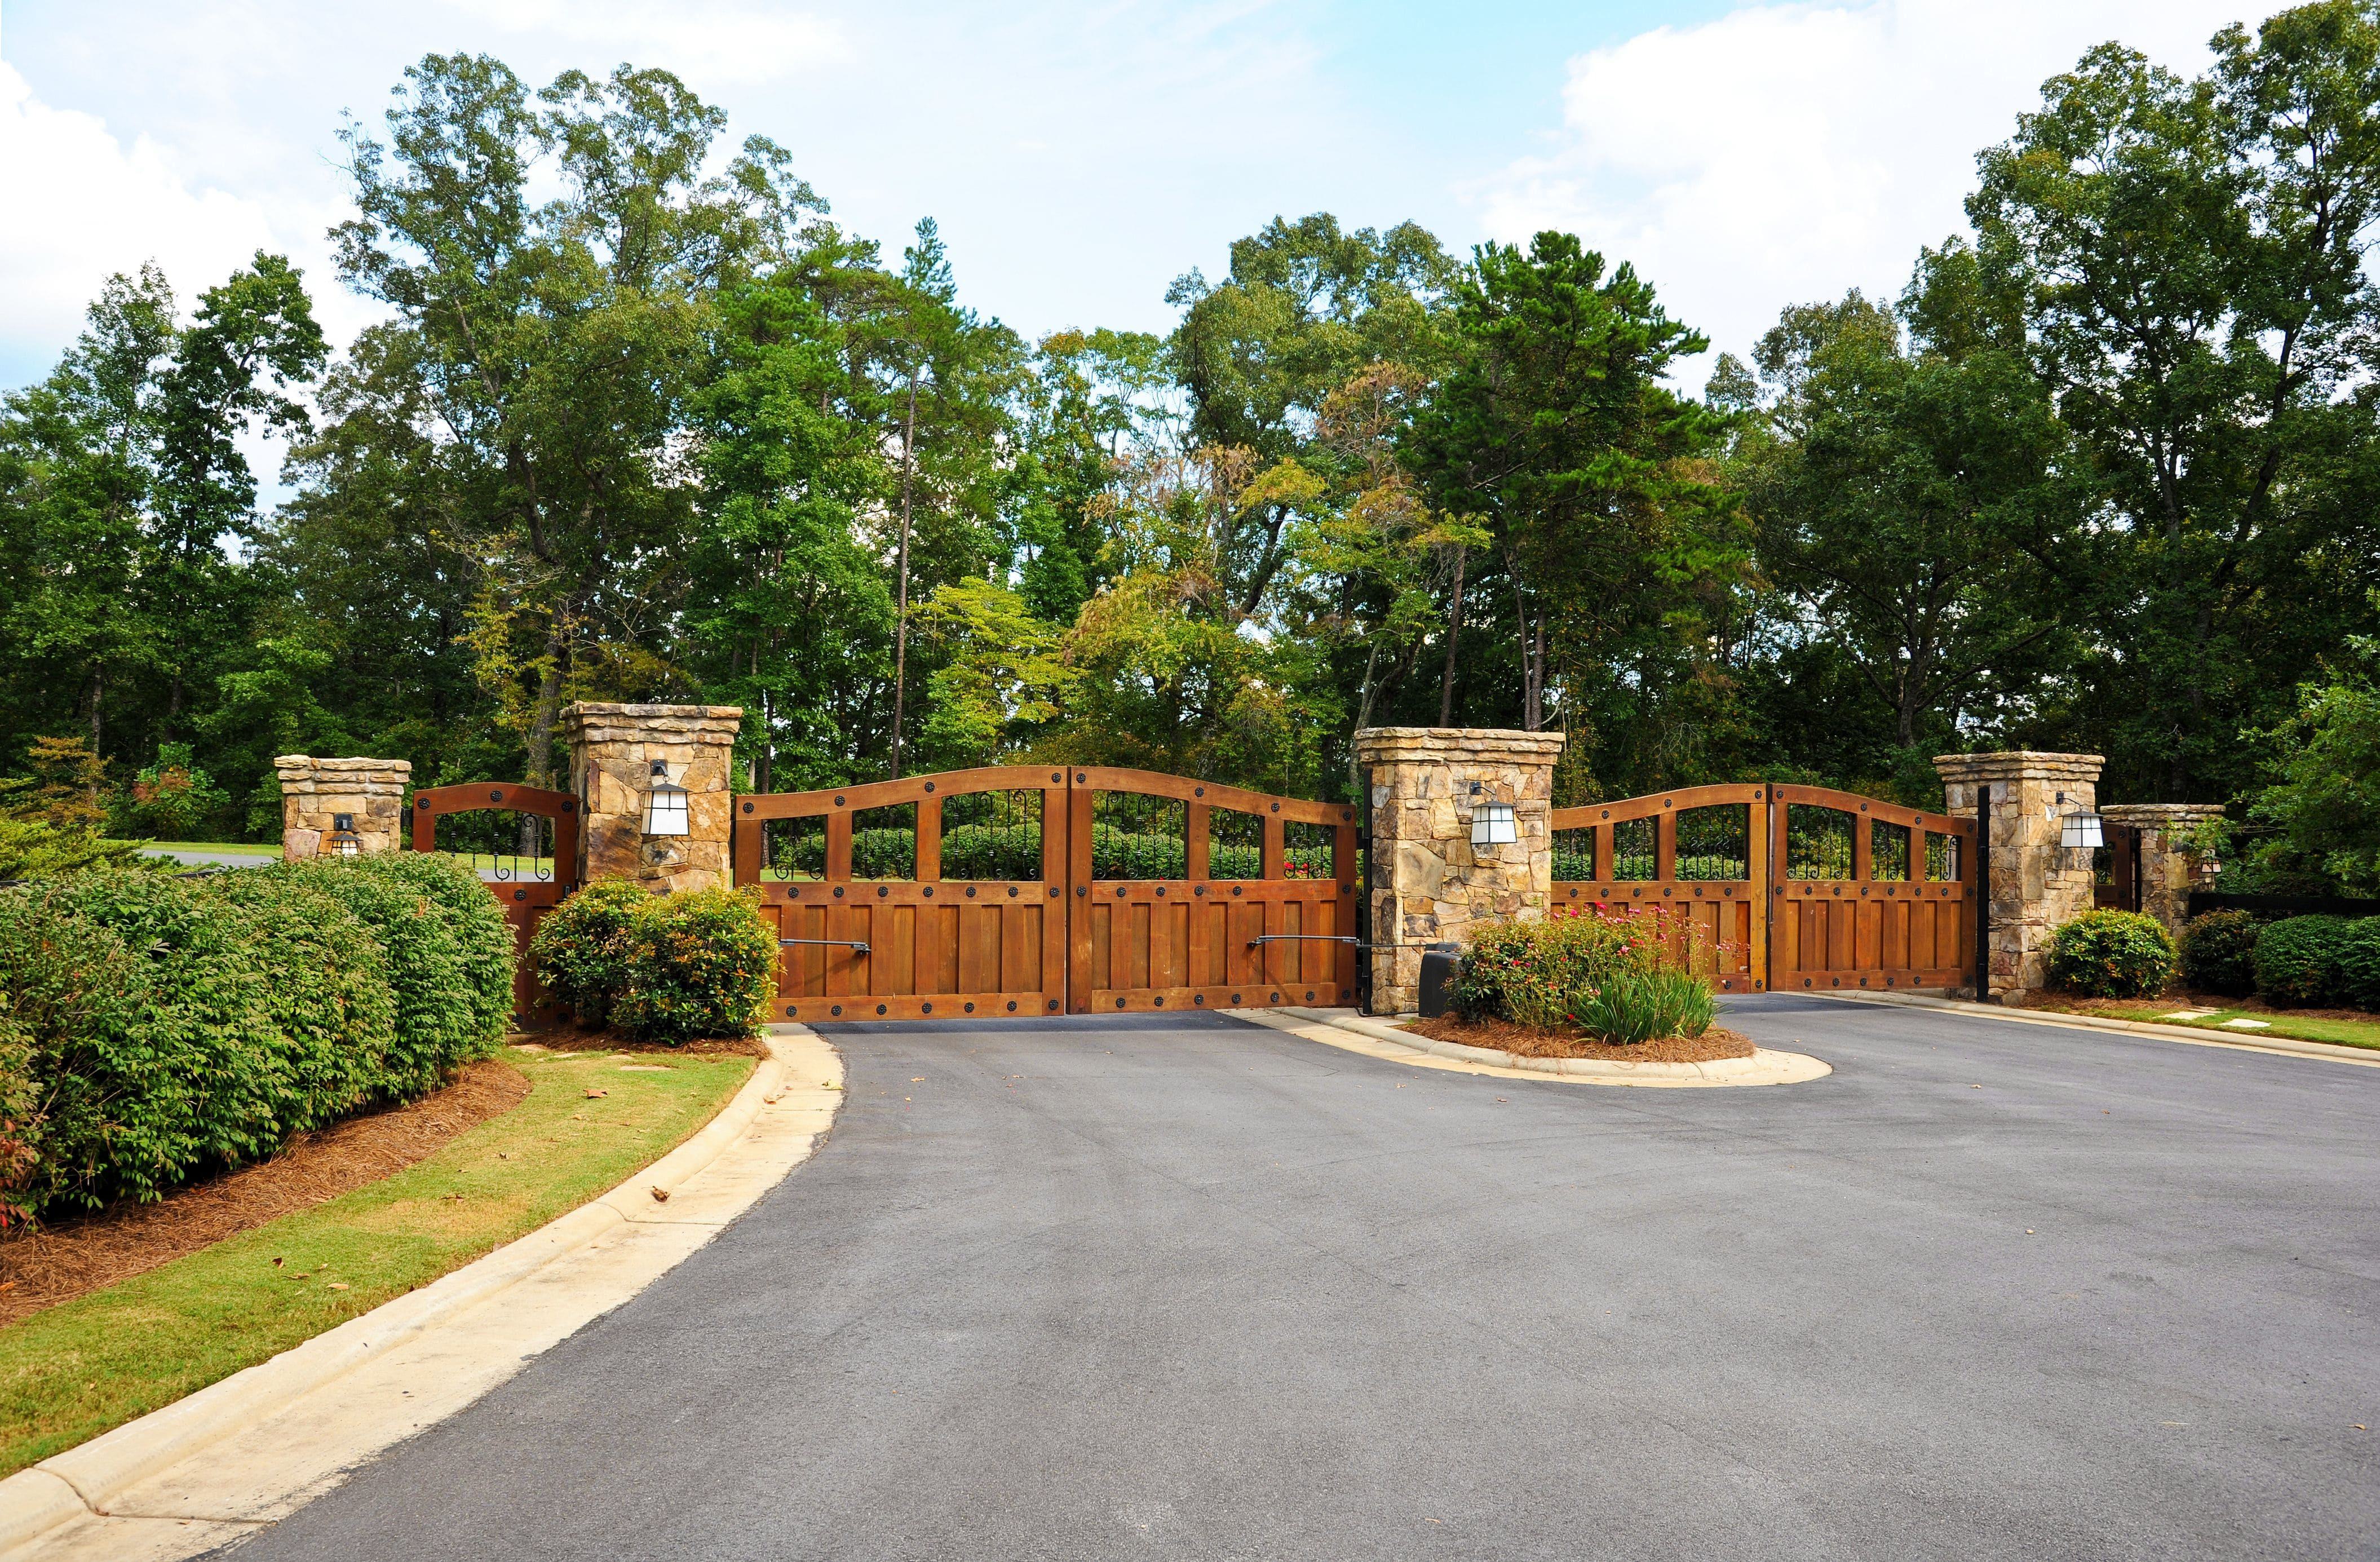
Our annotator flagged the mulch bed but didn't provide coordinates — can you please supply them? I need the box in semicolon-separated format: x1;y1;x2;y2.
0;1057;532;1329
1401;1015;1757;1064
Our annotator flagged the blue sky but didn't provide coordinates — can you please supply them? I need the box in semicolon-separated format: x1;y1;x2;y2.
0;1;2287;395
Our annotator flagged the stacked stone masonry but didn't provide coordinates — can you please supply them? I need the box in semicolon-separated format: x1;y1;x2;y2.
275;756;412;860
563;703;744;894
1934;751;2103;998
1354;727;1565;1015
2098;803;2224;938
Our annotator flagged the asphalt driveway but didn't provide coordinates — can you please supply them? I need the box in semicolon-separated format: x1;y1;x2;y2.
218;996;2380;1561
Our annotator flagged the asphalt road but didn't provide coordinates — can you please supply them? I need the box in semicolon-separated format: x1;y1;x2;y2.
218;997;2380;1561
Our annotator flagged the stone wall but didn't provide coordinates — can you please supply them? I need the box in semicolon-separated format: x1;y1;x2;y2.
2099;803;2224;939
1354;727;1565;1015
1934;751;2104;997
275;756;412;860
563;703;743;893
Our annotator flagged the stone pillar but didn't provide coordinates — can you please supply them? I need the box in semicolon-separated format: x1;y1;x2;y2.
563;703;743;893
275;756;412;860
1932;751;2104;998
1354;727;1566;1015
2099;803;2224;938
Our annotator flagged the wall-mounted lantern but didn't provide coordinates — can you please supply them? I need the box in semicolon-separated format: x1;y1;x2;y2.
2055;791;2104;852
320;813;363;857
643;760;691;838
1468;781;1518;849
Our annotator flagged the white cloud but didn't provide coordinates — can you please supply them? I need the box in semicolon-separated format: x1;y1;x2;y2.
1474;0;2295;382
439;0;850;87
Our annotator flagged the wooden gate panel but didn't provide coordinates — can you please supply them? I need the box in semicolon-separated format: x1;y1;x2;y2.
1769;785;1971;993
409;783;581;1021
1550;785;1771;993
1065;768;1359;1015
735;766;1069;1023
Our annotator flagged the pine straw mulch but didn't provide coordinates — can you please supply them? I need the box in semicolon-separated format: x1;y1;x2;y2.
2007;990;2380;1025
1400;1015;1757;1064
0;1057;532;1329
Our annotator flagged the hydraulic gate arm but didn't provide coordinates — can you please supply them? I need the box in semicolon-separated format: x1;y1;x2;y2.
780;937;872;953
1245;934;1449;952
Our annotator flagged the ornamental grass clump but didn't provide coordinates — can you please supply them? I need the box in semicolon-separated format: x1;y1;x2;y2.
2045;910;2175;998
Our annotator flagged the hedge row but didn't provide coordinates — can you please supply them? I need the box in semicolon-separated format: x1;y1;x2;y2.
0;855;511;1225
2168;909;2380;1010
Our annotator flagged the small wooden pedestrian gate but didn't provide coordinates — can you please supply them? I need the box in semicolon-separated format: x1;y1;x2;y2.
731;767;1359;1023
1550;784;1974;994
408;783;581;1015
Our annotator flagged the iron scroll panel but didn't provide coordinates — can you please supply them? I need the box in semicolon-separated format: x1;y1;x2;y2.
1767;785;1972;994
733;767;1071;1023
1550;784;1770;994
1064;768;1360;1016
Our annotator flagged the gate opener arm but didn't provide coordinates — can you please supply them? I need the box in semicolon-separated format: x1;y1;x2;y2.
780;937;872;953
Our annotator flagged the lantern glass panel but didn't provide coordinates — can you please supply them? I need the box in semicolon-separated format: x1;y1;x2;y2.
2060;811;2104;850
1471;802;1518;847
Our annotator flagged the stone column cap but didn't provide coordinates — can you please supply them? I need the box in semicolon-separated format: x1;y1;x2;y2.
560;702;745;744
1931;750;2104;782
273;755;414;774
1355;727;1568;763
2098;803;2225;824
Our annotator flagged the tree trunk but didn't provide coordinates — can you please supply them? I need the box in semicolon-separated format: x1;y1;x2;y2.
1438;546;1466;725
890;367;920;780
523;609;568;791
85;667;102;760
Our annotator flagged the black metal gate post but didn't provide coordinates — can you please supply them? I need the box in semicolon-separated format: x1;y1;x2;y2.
1356;764;1373;1016
1975;782;1993;1002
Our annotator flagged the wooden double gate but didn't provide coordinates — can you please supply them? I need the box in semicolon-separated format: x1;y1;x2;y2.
1549;784;1975;995
407;783;580;1016
732;767;1361;1023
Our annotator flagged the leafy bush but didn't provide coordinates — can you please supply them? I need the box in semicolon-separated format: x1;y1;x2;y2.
529;879;653;1028
1569;964;1717;1045
114;742;233;840
0;853;520;1223
2339;918;2380;1012
2254;915;2357;1006
1452;915;1643;1026
612;887;778;1045
2045;910;2175;998
291;856;511;1093
2177;910;2260;997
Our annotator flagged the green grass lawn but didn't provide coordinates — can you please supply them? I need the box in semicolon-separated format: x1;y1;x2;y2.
138;840;280;856
2028;996;2380;1052
0;1043;754;1476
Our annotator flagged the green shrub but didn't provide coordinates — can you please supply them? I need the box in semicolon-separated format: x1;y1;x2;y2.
2253;915;2355;1006
612;887;778;1045
293;856;511;1093
1569;963;1717;1045
530;879;652;1027
2045;910;2176;998
2177;909;2260;997
2339;918;2380;1012
1452;915;1644;1025
361;852;515;1046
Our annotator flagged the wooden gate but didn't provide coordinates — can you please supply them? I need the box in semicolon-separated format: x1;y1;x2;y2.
732;767;1071;1023
729;767;1356;1020
408;782;581;1016
1066;768;1360;1015
1548;785;1770;993
1552;784;1974;994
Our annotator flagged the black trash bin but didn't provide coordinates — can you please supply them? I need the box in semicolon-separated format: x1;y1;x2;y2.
1417;942;1462;1019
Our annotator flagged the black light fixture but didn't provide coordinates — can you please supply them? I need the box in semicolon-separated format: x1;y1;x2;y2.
2055;791;2104;852
321;812;363;857
1467;780;1517;848
643;759;691;838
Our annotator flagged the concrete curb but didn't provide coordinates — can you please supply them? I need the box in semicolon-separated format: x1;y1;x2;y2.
0;1029;844;1560
1246;1008;1830;1087
1816;990;2380;1067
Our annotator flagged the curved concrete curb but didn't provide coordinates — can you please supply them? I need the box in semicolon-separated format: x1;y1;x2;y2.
0;1028;844;1562
1245;1008;1830;1087
1818;990;2380;1068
